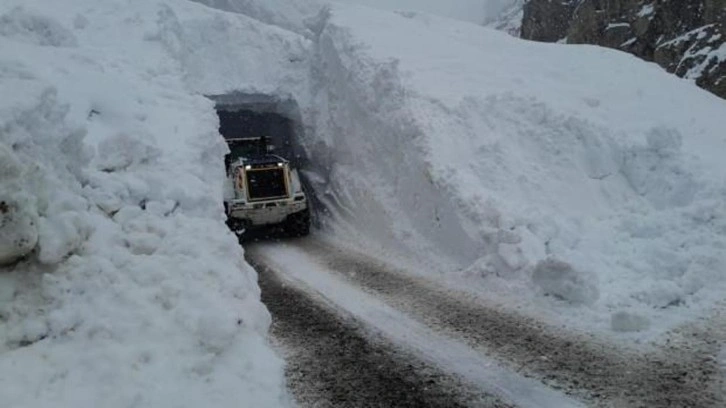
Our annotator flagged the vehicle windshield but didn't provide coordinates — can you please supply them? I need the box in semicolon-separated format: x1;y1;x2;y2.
228;138;266;158
225;138;268;169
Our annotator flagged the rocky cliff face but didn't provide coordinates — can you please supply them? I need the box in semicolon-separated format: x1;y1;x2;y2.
520;0;726;99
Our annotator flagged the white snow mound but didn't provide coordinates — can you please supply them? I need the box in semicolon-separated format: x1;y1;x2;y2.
302;5;726;337
0;1;291;406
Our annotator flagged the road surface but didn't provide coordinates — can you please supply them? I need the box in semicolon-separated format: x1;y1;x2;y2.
246;237;724;407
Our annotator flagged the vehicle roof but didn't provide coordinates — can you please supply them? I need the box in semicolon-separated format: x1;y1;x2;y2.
231;154;288;167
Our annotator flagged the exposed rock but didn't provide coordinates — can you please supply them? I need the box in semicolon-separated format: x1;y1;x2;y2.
521;0;726;99
520;0;577;42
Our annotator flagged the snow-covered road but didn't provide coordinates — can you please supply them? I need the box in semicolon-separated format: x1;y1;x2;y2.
251;251;509;407
246;237;724;408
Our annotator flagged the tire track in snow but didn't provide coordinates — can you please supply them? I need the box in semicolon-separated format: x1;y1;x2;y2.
290;238;724;408
247;241;585;408
251;254;509;408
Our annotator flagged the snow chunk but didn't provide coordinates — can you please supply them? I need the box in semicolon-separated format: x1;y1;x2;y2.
97;132;161;173
36;211;91;264
620;127;697;209
532;258;599;305
0;196;38;265
0;7;77;47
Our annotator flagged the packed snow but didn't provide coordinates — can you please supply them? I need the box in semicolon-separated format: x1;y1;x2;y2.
0;0;294;406
299;5;726;341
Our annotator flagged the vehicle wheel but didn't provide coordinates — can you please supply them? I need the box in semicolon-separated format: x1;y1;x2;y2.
226;217;249;236
285;209;310;237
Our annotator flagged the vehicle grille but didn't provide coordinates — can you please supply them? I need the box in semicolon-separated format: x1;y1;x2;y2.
246;168;287;200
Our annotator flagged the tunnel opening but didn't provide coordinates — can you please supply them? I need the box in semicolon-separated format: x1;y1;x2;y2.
207;92;324;232
210;92;305;167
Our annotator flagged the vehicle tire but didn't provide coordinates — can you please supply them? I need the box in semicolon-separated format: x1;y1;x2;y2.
285;209;310;237
226;217;249;236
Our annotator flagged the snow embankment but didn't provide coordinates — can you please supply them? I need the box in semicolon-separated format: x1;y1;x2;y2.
303;5;726;339
0;1;292;406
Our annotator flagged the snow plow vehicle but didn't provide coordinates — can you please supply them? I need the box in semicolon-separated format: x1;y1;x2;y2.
223;136;310;237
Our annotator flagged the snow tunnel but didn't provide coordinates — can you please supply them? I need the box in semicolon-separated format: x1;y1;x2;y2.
209;92;305;164
208;92;323;225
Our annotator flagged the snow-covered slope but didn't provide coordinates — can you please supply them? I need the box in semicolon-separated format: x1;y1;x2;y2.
302;5;726;339
0;1;297;406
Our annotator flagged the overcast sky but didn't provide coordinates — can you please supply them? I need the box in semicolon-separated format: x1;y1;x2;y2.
333;0;518;24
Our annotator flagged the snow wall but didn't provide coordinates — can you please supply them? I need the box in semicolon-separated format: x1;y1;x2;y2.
0;0;304;406
300;5;726;337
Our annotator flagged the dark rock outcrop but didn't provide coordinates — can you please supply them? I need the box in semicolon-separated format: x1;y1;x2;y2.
521;0;577;42
520;0;726;99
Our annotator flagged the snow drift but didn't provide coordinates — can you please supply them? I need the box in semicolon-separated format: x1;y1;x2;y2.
301;5;726;338
0;0;296;406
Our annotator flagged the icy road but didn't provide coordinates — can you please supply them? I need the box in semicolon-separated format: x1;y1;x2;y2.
246;238;725;408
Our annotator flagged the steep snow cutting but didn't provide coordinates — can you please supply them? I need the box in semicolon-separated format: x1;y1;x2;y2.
299;4;726;341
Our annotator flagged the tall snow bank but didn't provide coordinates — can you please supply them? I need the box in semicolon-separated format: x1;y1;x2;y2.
0;1;289;406
155;0;311;96
305;5;726;337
